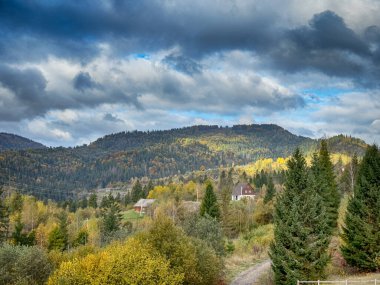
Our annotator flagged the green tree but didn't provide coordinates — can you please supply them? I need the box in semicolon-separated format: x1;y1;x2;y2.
310;140;340;232
341;145;380;271
9;191;23;214
11;215;35;246
137;216;222;285
131;180;143;202
0;187;9;243
88;193;97;208
200;183;220;219
80;196;88;208
0;244;52;285
124;192;132;206
48;213;68;251
73;229;89;247
264;176;275;204
270;149;330;285
101;199;122;235
181;214;225;256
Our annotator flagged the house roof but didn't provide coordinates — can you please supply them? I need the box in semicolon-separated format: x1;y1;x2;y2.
134;199;156;207
232;183;255;196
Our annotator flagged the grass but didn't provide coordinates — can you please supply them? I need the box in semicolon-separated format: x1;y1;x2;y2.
122;209;144;220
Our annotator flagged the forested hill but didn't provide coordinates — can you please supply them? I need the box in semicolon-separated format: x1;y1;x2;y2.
0;133;45;152
0;124;367;200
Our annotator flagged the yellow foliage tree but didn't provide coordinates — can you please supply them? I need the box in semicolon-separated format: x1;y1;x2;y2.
48;238;184;285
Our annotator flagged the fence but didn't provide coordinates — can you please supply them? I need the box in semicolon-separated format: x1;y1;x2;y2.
298;280;378;284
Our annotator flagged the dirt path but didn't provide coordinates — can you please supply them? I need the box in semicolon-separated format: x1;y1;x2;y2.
230;259;271;285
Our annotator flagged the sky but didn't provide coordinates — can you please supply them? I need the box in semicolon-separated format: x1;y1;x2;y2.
0;0;379;146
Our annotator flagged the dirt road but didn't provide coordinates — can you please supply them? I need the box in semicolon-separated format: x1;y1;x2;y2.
230;259;271;285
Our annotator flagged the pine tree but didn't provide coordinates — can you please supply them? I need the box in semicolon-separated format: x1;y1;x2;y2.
311;140;340;232
101;199;122;234
80;196;88;208
124;192;132;206
88;193;97;208
11;215;35;246
270;149;330;285
264;176;275;204
131;180;143;202
48;212;68;251
200;183;220;219
341;145;380;271
0;187;9;243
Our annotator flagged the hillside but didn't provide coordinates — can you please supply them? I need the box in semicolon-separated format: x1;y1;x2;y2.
0;124;367;200
0;133;45;152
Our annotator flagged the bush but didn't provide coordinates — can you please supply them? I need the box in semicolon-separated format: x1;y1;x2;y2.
48;238;183;285
0;244;52;285
137;215;223;285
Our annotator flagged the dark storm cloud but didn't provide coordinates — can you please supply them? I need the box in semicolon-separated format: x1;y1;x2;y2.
103;113;123;123
163;54;203;75
0;64;141;121
266;11;380;86
1;1;380;87
0;64;48;120
73;72;101;91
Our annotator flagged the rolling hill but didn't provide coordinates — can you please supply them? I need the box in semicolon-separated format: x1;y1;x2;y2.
0;124;367;200
0;133;45;152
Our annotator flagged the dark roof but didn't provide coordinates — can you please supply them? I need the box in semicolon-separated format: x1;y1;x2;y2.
232;183;255;196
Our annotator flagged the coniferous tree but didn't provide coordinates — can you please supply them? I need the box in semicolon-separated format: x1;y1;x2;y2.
101;199;122;235
341;145;380;271
124;192;132;206
270;149;330;285
0;187;9;243
131;180;143;202
100;195;109;208
311;140;340;232
80;196;88;208
264;176;275;204
11;215;35;246
200;183;220;219
48;213;68;251
88;193;97;208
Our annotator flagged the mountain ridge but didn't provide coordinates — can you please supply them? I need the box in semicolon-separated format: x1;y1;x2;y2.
0;124;367;200
0;132;45;152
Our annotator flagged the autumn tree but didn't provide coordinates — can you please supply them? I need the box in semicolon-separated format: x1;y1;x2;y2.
47;237;183;285
341;145;380;271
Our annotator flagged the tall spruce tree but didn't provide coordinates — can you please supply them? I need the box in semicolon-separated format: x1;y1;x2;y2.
200;183;220;219
131;180;143;202
341;145;380;271
311;140;340;232
88;193;97;208
264;176;276;204
101;198;122;234
48;212;68;251
270;149;330;285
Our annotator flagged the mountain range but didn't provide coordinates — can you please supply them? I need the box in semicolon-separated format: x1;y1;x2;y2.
0;124;367;200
